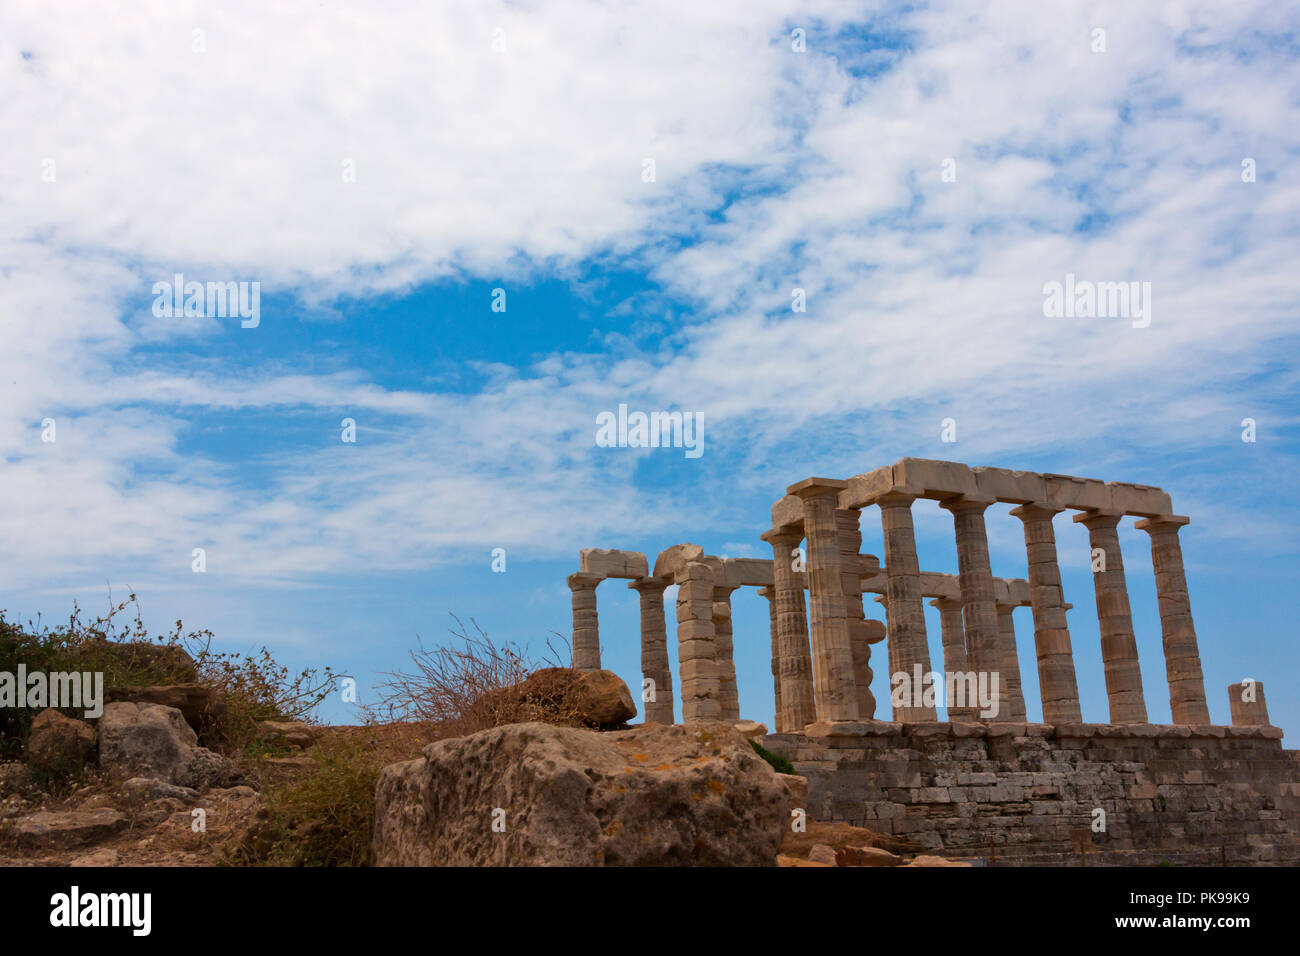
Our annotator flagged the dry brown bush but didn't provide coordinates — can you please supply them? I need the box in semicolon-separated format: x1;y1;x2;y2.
374;615;584;737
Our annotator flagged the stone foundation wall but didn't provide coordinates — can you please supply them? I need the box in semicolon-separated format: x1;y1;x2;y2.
762;721;1300;865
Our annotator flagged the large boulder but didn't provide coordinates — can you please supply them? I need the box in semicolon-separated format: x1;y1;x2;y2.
575;670;636;726
108;684;226;737
25;708;96;776
373;721;791;866
97;702;228;788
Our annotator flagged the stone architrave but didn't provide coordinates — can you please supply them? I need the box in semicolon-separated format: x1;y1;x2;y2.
676;561;721;722
1074;510;1148;724
761;528;816;733
1008;503;1082;724
789;480;859;722
567;572;603;673
629;578;673;724
875;492;937;721
940;496;1006;720
1134;515;1210;725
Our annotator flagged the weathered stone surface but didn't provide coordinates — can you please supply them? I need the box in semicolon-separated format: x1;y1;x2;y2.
12;809;127;848
734;721;768;738
119;776;199;802
256;719;321;750
576;670;636;726
906;854;972;867
837;845;902;867
778;853;833;867
25;708;96;775
808;844;838;865
579;548;648;580
110;683;226;736
98;702;229;788
373;721;790;866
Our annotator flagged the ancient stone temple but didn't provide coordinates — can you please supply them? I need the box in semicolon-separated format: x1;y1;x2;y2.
568;458;1299;864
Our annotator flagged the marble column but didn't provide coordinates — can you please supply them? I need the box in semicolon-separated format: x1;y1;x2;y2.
758;586;782;732
1009;503;1082;724
837;508;876;721
994;603;1028;722
629;577;673;724
1074;510;1148;724
790;480;859;721
931;596;974;719
1135;515;1210;725
675;561;721;722
713;586;740;721
876;492;937;721
567;571;603;672
940;496;1006;720
761;528;817;732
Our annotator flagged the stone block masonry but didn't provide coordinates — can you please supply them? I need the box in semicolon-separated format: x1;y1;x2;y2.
763;722;1300;866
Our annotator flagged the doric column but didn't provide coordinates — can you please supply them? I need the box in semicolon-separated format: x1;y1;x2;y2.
837;508;876;721
1135;515;1210;725
931;596;974;719
1074;510;1148;724
940;496;1007;720
629;577;673;724
789;479;859;722
713;585;740;721
761;528;817;732
1228;681;1271;726
758;586;782;731
994;603;1027;721
675;561;720;722
876;492;937;721
1008;503;1082;724
567;572;603;672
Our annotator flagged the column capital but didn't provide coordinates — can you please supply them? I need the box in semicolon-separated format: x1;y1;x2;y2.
756;586;774;600
787;476;849;500
939;494;996;515
930;595;963;611
874;490;920;509
627;576;668;594
567;571;603;590
1009;500;1063;522
712;584;740;600
761;526;803;546
1134;514;1191;533
1072;508;1125;529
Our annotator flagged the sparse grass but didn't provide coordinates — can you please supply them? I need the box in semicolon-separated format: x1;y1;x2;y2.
373;615;583;737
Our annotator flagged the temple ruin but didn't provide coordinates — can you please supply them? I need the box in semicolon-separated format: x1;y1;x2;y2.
568;458;1298;864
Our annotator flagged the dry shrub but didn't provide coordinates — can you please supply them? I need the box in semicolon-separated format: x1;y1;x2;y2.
375;615;583;737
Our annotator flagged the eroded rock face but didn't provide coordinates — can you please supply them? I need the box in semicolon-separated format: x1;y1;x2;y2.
109;684;226;737
575;670;636;726
25;708;96;776
373;721;790;866
98;702;228;788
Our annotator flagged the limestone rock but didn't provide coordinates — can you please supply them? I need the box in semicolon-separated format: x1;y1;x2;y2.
808;844;838;865
905;854;972;867
781;774;808;811
12;809;127;848
778;853;833;867
120;776;199;802
109;683;226;736
576;669;636;726
837;845;902;867
734;721;768;738
69;848;120;867
256;719;321;750
373;721;790;866
25;708;96;776
98;701;229;788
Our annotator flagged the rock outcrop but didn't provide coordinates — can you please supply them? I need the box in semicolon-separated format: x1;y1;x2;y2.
25;708;96;776
98;702;229;788
108;683;226;737
373;721;790;866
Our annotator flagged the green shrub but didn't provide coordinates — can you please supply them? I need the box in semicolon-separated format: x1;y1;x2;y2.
750;739;796;775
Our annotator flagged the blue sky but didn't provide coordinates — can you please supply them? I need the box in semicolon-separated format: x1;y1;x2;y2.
1;1;1297;739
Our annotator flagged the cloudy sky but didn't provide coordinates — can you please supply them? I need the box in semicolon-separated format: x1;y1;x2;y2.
2;1;1297;736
